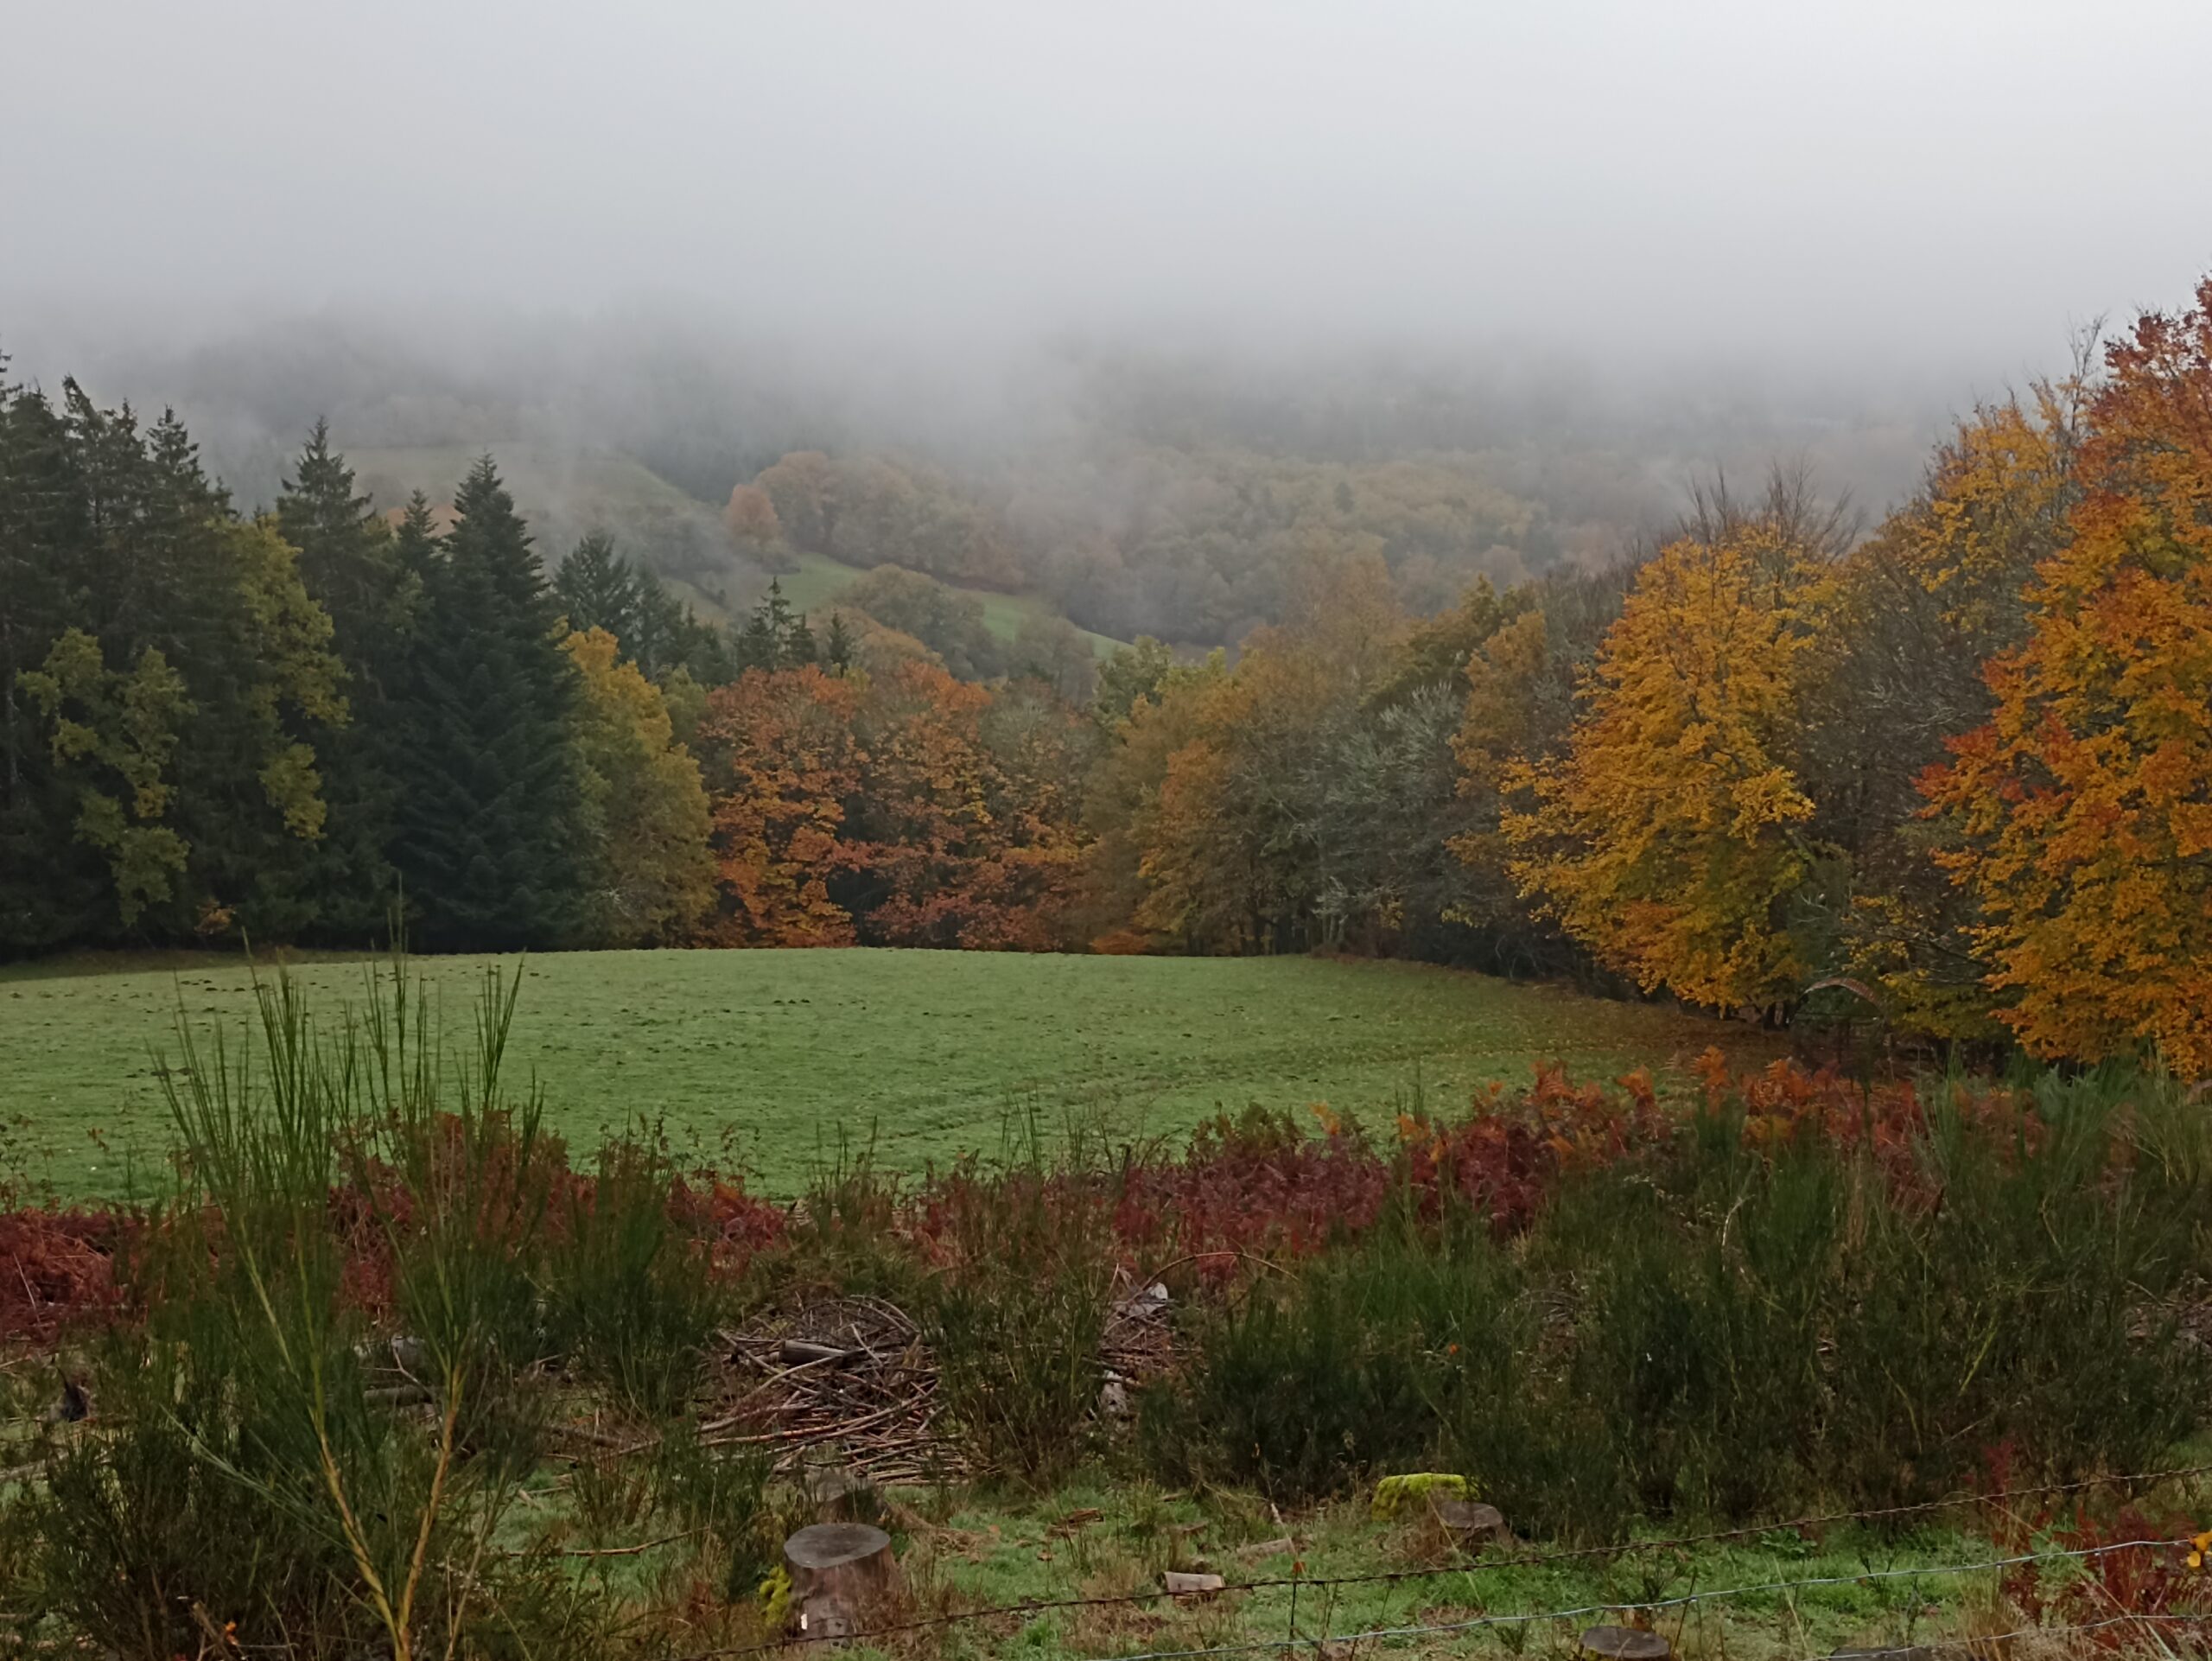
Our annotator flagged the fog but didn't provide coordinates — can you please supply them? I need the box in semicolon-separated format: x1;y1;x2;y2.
7;0;2212;528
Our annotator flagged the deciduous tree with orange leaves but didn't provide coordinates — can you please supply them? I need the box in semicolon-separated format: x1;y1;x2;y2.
696;665;863;946
847;661;1084;949
1505;523;1830;1015
1923;280;2212;1075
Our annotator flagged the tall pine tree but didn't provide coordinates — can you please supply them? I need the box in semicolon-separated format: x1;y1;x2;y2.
555;532;640;640
0;373;104;949
277;423;414;939
391;455;587;947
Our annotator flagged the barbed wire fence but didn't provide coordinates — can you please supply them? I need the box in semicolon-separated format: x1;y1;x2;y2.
660;1463;2212;1661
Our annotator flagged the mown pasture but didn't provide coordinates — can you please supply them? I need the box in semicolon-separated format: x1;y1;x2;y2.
0;949;1761;1196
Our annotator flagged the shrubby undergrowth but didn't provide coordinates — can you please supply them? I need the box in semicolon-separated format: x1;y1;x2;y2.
3;964;2208;1655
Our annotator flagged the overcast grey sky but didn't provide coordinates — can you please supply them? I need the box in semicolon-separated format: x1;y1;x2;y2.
6;0;2211;384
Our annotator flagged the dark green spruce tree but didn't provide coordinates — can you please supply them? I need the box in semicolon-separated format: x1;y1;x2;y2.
823;610;855;675
631;567;733;683
391;455;588;948
276;423;414;939
785;610;818;667
734;578;812;671
554;532;640;640
0;372;103;951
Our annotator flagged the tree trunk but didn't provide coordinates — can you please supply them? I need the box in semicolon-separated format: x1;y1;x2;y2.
1433;1498;1508;1547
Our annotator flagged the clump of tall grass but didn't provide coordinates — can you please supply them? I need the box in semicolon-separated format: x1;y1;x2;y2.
541;1134;733;1420
919;1142;1122;1484
3;958;603;1661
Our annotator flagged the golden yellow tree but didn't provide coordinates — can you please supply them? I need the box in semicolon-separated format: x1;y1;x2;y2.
1505;526;1827;1014
1923;280;2212;1074
563;627;717;945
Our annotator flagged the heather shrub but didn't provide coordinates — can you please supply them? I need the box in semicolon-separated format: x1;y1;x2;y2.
1138;1063;2211;1539
542;1136;732;1420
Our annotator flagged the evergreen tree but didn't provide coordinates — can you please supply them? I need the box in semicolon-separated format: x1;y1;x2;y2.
555;532;641;641
3;386;346;945
734;578;803;672
0;374;104;949
394;490;442;580
734;610;778;672
278;423;405;659
630;567;732;684
786;611;819;667
823;610;855;675
391;455;587;948
277;424;412;939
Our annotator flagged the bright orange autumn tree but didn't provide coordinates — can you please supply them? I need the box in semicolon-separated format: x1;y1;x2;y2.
1505;524;1828;1015
696;664;863;945
847;661;1083;948
1923;279;2212;1074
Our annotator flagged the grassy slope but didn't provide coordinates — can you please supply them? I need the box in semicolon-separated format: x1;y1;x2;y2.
0;951;1766;1199
779;550;1126;660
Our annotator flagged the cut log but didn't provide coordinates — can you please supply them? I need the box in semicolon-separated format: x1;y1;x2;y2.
780;1339;855;1368
1432;1499;1507;1545
784;1522;899;1639
1242;1537;1296;1559
1162;1571;1226;1597
1582;1626;1669;1661
364;1383;437;1410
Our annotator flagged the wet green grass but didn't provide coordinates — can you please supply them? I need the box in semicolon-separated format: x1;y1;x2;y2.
0;949;1767;1199
898;1479;2018;1661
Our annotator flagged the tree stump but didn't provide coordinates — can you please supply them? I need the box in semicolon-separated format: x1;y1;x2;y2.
1162;1570;1226;1597
783;1523;899;1639
1582;1626;1670;1661
1432;1498;1507;1547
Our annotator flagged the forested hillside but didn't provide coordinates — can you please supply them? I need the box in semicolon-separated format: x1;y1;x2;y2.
6;275;2209;1074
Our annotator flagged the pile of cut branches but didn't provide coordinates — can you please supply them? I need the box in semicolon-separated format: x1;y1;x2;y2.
712;1294;957;1484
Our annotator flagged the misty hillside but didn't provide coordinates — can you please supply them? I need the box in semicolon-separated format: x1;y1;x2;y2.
9;312;1954;657
349;442;755;589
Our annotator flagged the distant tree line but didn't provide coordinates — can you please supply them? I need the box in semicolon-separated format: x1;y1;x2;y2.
7;268;2211;1075
0;370;1099;956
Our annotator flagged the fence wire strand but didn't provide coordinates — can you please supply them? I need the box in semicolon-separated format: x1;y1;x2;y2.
659;1462;2212;1661
1099;1537;2196;1661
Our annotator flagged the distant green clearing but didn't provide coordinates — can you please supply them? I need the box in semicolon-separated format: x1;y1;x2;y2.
779;550;1126;659
0;950;1768;1198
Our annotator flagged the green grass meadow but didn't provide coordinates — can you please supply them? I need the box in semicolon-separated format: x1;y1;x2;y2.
778;549;1128;659
0;950;1759;1198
